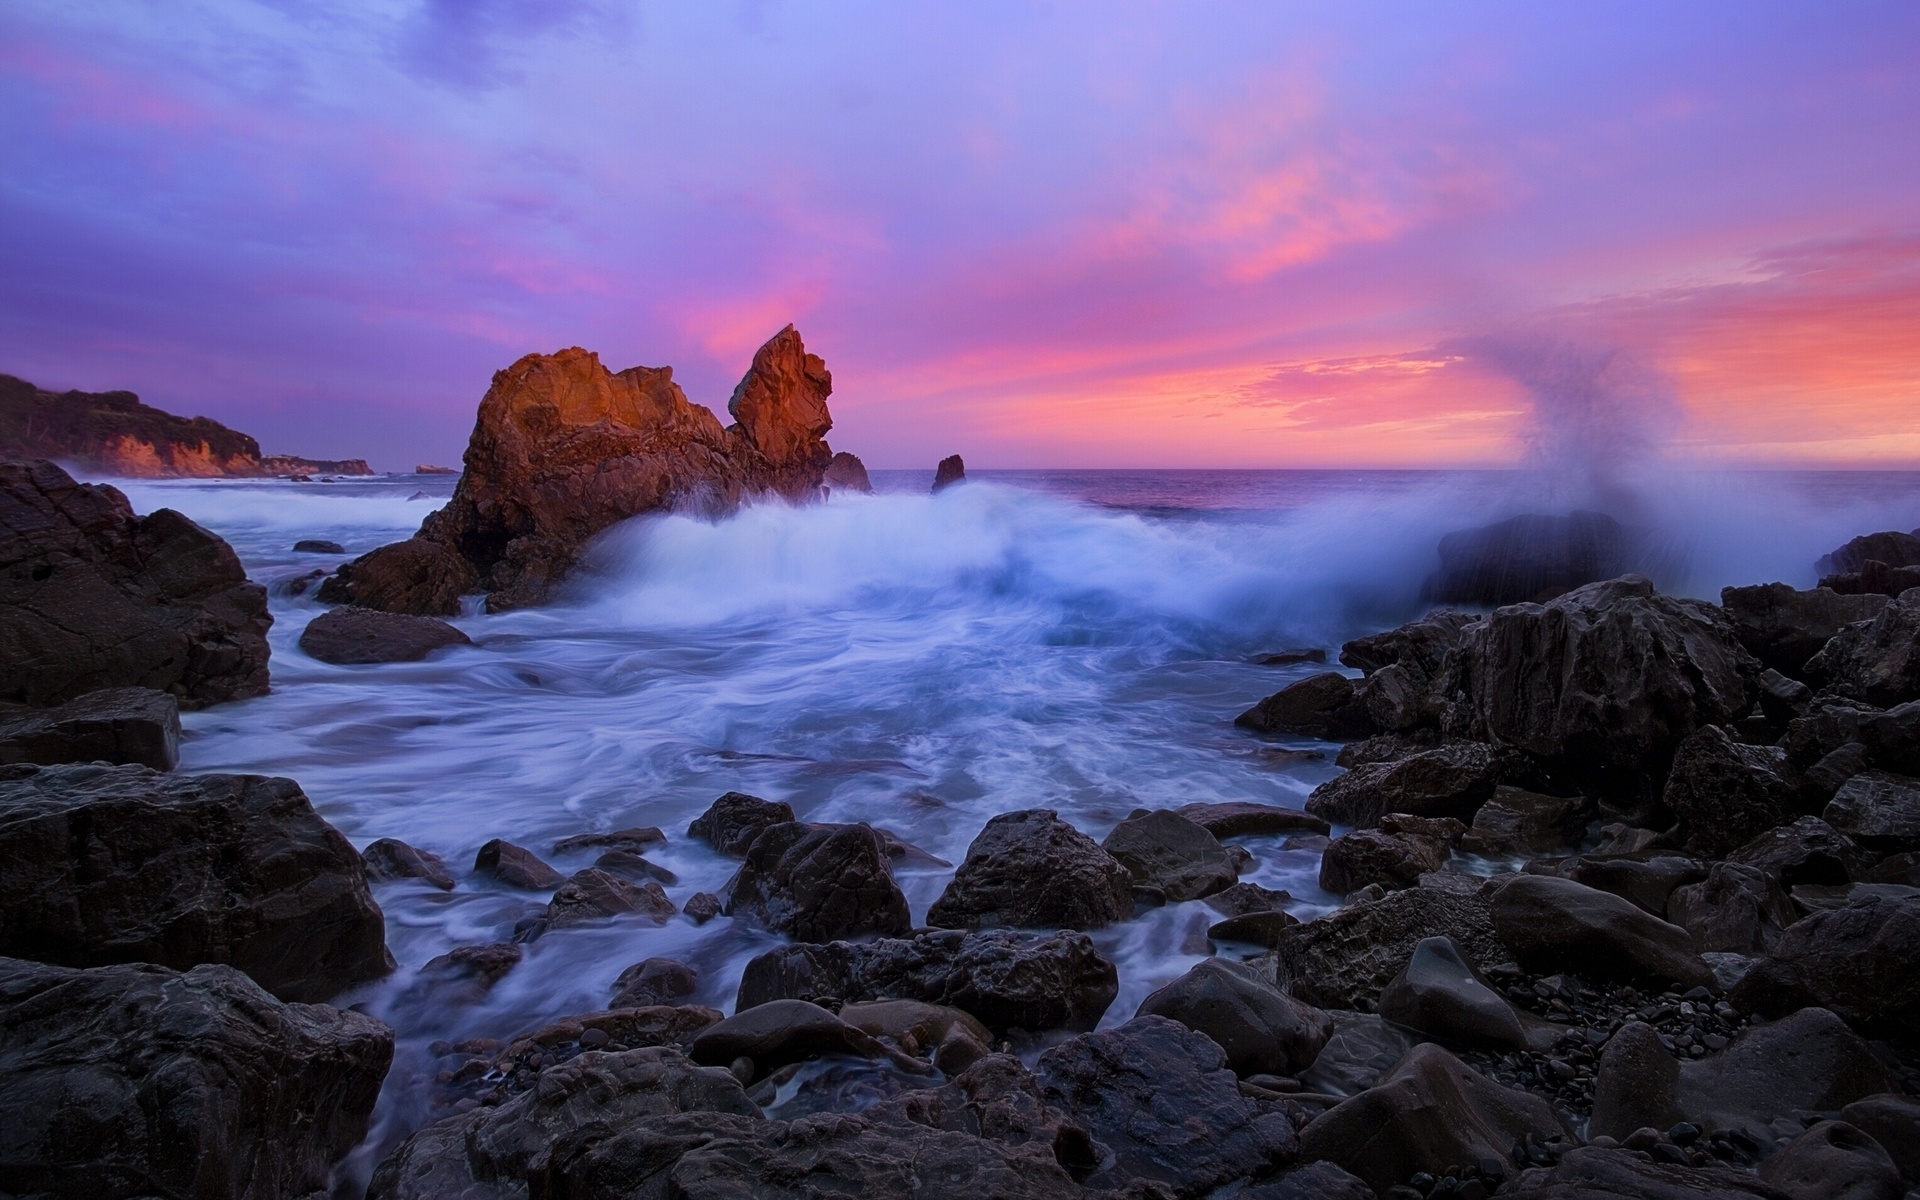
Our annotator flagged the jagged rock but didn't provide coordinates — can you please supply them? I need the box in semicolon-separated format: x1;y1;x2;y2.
933;453;966;493
927;809;1132;932
823;450;872;494
1100;808;1236;901
1824;560;1920;598
1235;671;1375;740
1841;1094;1920;1185
1825;770;1920;851
1762;1121;1903;1200
1487;874;1712;990
1318;813;1461;894
684;891;722;923
1305;740;1504;828
737;928;1118;1033
1498;1146;1788;1198
542;868;675;931
0;958;392;1200
0;762;391;1002
1377;935;1553;1051
1297;1042;1565;1193
1545;851;1709;916
1;460;271;708
1341;609;1482;731
1035;1016;1299;1195
1435;575;1756;800
1422;510;1630;605
0;686;179;770
687;790;796;857
314;537;475;616
1728;816;1871;887
361;837;456;890
1460;785;1593;856
554;826;666;854
1663;725;1799;857
1135;957;1332;1077
1731;892;1920;1032
473;838;564;889
610;958;698;1009
1720;583;1891;676
1806;589;1920;706
1819;530;1920;576
1176;801;1329;838
1666;862;1797;954
1274;885;1504;1010
688;998;927;1083
298;605;472;664
1298;1010;1416;1096
725;821;909;942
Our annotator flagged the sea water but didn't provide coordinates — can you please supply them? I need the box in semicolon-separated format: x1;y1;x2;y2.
105;465;1920;1177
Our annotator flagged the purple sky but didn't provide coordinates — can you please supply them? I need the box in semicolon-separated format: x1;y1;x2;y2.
3;2;1917;469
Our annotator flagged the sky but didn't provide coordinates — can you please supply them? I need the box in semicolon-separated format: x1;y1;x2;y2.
1;2;1917;470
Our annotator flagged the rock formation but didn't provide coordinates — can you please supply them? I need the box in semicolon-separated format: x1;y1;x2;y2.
1422;510;1631;605
934;453;967;493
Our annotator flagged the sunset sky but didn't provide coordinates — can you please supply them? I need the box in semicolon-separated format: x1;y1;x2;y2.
2;2;1916;469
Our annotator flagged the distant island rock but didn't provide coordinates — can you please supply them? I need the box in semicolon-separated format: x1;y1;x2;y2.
414;464;459;475
0;374;371;478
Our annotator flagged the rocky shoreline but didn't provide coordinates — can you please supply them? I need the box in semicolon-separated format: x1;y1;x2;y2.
3;337;1918;1198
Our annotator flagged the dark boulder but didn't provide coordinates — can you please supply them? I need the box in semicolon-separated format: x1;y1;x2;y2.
0;958;392;1200
1235;671;1374;740
687;790;796;856
1422;510;1630;605
1730;892;1920;1032
1806;588;1920;706
543;868;676;931
1841;1094;1920;1185
839;999;993;1070
1274;884;1504;1010
293;538;345;553
0;459;271;708
1377;934;1554;1051
1341;609;1482;731
1762;1120;1903;1200
932;453;966;493
1819;530;1920;576
1824;770;1920;852
688;998;928;1082
0;762;391;1002
823;450;873;494
1728;816;1871;887
1545;850;1709;917
725;821;910;942
1720;582;1890;677
314;536;475;616
1135;957;1332;1077
1305;740;1503;828
1299;1010;1416;1097
1487;874;1712;990
0;686;179;770
1176;800;1329;838
399;942;522;1010
298;605;471;664
1460;785;1593;856
1663;725;1799;858
1823;559;1920;597
473;837;564;889
1100;808;1236;901
553;825;666;854
1435;575;1756;800
927;809;1132;932
737;928;1118;1033
1666;862;1798;955
610;957;698;1009
361;837;456;890
1318;814;1461;894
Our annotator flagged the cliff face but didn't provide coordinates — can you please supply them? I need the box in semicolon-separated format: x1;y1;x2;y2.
0;375;371;478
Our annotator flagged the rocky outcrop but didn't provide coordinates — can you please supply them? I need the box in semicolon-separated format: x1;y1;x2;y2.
0;762;392;1002
0;686;179;770
688;790;796;856
1487;874;1713;990
1730;892;1920;1032
1806;588;1920;706
1662;725;1799;858
298;606;471;664
1422;510;1630;605
1318;814;1461;894
1720;583;1890;676
260;455;373;476
1342;609;1481;731
1460;785;1593;856
1100;808;1237;901
1;460;271;708
927;809;1133;931
1134;957;1331;1077
0;957;392;1200
933;453;966;493
338;326;840;613
1819;530;1920;576
1305;740;1504;828
824;450;872;493
1274;884;1505;1010
724;821;910;942
1236;671;1375;740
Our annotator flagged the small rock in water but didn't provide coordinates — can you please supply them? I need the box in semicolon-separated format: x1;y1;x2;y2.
293;538;346;553
362;837;456;890
1253;647;1328;665
931;453;966;493
299;606;471;665
683;891;723;923
610;957;699;1008
473;838;565;890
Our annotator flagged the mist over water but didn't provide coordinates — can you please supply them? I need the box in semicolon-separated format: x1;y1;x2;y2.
109;466;1920;1181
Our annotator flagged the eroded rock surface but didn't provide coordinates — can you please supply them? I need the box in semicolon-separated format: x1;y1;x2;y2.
927;809;1132;932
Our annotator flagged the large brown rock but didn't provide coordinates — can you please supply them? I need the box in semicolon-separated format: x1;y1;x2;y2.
0;957;393;1200
298;605;471;664
1235;671;1375;740
1;460;271;708
1274;884;1504;1010
0;762;392;1002
1488;874;1712;990
1436;575;1756;800
1305;740;1504;828
313;537;474;616
725;821;910;942
0;686;180;770
927;809;1133;932
396;326;836;611
1135;957;1332;1077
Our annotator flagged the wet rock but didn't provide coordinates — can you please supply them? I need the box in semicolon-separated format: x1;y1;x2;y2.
361;836;456;890
315;536;475;616
1498;1145;1786;1198
688;998;927;1082
1036;1015;1299;1195
1666;862;1797;954
1547;851;1710;916
927;809;1132;932
1756;666;1814;723
726;821;910;942
0;762;391;1002
1826;560;1920;598
1487;874;1713;990
299;605;472;664
1274;884;1504;1010
0;686;179;770
684;891;722;923
1720;582;1891;677
1663;725;1799;858
1820;530;1920;576
1727;815;1871;887
1762;1120;1903;1200
737;927;1118;1033
1825;770;1920;851
823;450;872;493
1806;589;1920;706
932;453;966;493
1235;671;1376;740
1318;814;1461;894
1377;935;1553;1051
364;1110;510;1200
1;460;272;708
554;826;666;854
407;942;522;1008
687;790;796;857
293;538;345;553
473;838;564;889
1460;786;1593;856
1865;850;1920;886
1204;880;1293;916
1305;740;1504;829
1730;892;1920;1032
0;958;392;1200
1298;1010;1416;1096
866;1051;1093;1169
1297;1042;1565;1193
840;999;993;1071
1207;909;1301;947
1423;510;1631;606
1100;808;1237;901
1254;647;1328;666
543;868;676;930
610;957;698;1009
1177;800;1329;838
1436;575;1757;800
1135;957;1332;1077
1840;1094;1920;1185
1344;609;1483;732
590;848;676;885
488;1005;723;1082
